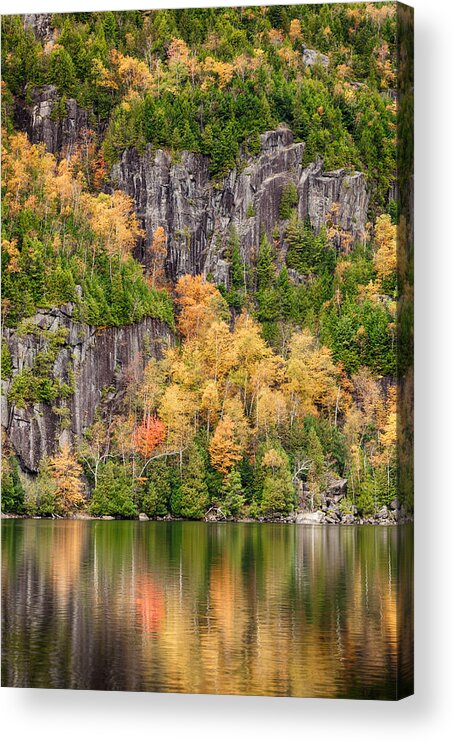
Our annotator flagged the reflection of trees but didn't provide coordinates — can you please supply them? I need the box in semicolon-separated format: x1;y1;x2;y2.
1;522;413;698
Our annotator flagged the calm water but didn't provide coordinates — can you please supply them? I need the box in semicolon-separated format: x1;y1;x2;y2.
1;520;413;699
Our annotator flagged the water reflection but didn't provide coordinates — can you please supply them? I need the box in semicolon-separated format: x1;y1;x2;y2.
1;521;413;698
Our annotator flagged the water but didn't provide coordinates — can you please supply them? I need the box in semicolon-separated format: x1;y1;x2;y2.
1;520;413;698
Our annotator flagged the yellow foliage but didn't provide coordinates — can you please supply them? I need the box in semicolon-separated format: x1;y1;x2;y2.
374;214;397;282
209;415;242;475
50;444;85;514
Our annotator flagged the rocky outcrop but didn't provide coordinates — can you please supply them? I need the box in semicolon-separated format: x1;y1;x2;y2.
2;306;173;473
112;127;369;284
22;13;53;43
15;85;90;158
293;476;411;525
301;45;329;68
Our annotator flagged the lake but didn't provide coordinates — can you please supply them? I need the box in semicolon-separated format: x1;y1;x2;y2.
1;520;413;699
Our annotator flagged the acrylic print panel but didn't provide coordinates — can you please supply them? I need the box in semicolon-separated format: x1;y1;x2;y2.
1;3;414;699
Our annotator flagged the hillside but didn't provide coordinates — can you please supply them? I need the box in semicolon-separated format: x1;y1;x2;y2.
1;5;413;523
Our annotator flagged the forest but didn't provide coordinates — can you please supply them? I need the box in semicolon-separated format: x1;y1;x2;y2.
1;4;413;521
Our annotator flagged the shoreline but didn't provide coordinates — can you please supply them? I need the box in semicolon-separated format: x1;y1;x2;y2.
1;512;414;526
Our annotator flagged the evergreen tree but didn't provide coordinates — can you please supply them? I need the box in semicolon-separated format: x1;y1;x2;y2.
279;182;298;220
1;457;25;513
259;446;295;516
178;444;209;519
220;468;245;516
90;461;137;518
140;460;171;517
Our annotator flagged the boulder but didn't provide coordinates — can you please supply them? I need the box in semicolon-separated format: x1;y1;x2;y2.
138;513;149;521
377;506;389;520
324;477;348;503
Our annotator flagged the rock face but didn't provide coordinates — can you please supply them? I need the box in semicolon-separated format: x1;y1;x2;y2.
111;127;369;284
17;89;369;283
301;45;329;68
2;306;173;473
15;85;90;159
22;13;53;43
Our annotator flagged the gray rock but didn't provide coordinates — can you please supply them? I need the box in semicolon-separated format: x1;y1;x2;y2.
301;46;329;68
15;85;89;158
324;477;348;502
111;127;369;284
102;515;115;520
22;13;53;43
138;513;149;521
390;498;400;510
2;304;173;473
377;506;389;520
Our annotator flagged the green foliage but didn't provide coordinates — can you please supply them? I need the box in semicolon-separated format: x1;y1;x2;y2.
6;327;73;408
1;457;25;514
321;299;396;375
286;216;334;276
2;6;397;196
279;182;298;220
220;469;245;516
140;460;172;517
306;427;326;508
258;445;295;516
89;461;137;518
178;445;209;519
1;341;13;379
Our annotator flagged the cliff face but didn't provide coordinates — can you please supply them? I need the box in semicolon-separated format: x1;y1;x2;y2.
112;127;369;284
6;87;369;473
2;307;172;473
15;85;90;159
15;88;369;283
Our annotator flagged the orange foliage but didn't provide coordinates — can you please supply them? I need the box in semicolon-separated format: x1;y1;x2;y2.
133;414;166;458
175;274;222;339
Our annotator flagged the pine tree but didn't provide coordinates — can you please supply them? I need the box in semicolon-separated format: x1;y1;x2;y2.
279;182;298;220
90;461;137;518
220;468;245;516
1;457;25;513
259;446;295;515
140;460;171;517
178;444;209;519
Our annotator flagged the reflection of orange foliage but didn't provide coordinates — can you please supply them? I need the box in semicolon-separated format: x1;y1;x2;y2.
135;576;164;632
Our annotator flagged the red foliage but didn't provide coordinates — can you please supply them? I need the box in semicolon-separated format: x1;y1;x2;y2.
133;414;165;457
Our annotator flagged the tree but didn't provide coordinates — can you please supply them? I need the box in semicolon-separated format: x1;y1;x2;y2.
209;415;242;475
140;460;172;517
220;468;245;515
259;446;295;515
89;460;137;518
175;274;225;338
133;414;166;458
306;428;326;510
279;182;298;220
50;444;85;515
178;444;208;519
1;456;25;513
289;18;302;42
